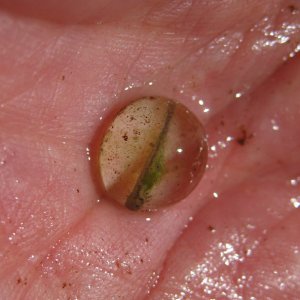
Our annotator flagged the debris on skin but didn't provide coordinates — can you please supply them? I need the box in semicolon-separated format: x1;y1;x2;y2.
287;4;298;14
16;277;28;286
62;282;72;289
115;259;121;269
236;126;253;146
207;225;216;233
61;75;65;81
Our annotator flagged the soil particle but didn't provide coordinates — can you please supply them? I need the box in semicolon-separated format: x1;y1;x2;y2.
115;260;121;269
62;282;72;289
17;277;27;286
288;4;297;13
236;126;253;146
207;225;216;232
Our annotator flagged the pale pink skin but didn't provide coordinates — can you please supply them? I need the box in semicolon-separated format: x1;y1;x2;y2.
0;1;300;299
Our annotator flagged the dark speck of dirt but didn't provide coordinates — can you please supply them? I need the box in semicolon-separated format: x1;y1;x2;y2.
17;277;28;285
236;126;253;146
62;282;67;289
115;260;121;268
62;75;65;81
122;134;128;141
207;225;216;232
145;237;149;243
288;4;297;13
76;189;80;193
140;258;144;263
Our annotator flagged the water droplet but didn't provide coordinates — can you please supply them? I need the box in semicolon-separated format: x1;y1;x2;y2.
198;99;204;106
290;197;300;208
271;119;280;131
98;96;208;211
86;147;91;161
213;192;219;198
235;92;243;99
290;177;300;186
28;254;39;263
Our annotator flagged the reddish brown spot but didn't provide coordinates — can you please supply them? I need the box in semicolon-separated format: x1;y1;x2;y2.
62;282;67;289
76;189;80;193
236;126;253;146
207;225;216;232
127;269;132;275
122;134;128;141
115;260;121;268
288;4;297;13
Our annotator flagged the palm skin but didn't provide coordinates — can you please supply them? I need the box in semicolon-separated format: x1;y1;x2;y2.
0;0;300;299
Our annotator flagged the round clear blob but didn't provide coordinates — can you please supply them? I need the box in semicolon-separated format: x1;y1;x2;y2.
99;96;208;211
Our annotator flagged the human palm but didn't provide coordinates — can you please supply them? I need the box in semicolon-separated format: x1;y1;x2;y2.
0;1;300;299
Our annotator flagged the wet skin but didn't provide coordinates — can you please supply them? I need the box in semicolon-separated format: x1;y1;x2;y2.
0;0;300;299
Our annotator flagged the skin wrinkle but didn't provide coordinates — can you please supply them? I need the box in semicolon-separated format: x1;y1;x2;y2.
0;0;298;298
148;177;298;299
150;53;300;298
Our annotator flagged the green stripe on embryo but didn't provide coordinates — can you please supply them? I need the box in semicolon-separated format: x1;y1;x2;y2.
125;101;175;211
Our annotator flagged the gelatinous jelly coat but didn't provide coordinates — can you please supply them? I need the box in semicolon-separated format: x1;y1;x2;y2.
99;96;207;211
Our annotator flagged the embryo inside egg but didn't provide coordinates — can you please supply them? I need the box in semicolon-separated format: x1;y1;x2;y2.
98;96;208;211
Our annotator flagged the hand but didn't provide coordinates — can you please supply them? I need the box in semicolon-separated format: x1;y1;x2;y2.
0;1;300;299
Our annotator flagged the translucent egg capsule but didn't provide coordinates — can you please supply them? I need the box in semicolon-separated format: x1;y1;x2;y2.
98;96;207;211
